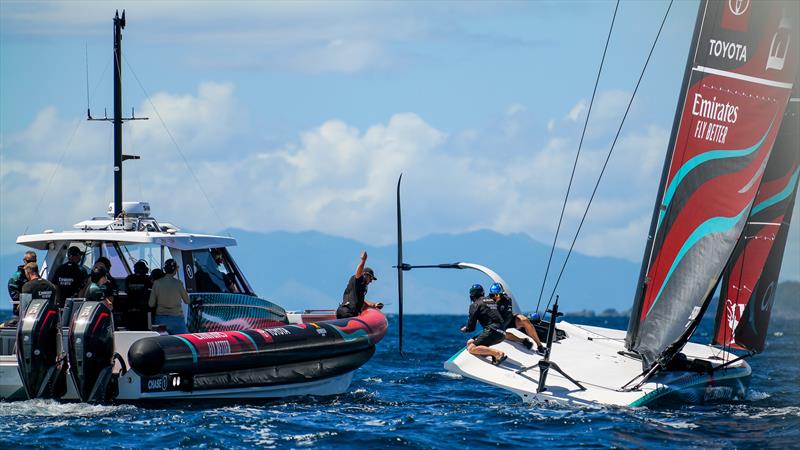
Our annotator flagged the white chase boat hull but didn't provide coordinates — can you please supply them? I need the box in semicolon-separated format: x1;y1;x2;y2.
444;321;751;407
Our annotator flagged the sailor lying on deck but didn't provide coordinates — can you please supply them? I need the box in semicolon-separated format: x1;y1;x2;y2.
489;283;546;355
460;284;507;366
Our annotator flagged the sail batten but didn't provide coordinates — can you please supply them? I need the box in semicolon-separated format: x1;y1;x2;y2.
627;0;799;369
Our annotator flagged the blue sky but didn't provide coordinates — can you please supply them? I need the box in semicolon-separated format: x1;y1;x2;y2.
1;1;798;281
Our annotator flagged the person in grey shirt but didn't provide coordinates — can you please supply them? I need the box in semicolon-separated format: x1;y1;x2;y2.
148;259;190;334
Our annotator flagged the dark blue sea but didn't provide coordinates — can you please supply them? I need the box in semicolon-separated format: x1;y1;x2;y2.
1;315;798;449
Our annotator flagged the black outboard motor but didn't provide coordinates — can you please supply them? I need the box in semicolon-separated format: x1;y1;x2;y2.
16;299;64;399
68;301;115;402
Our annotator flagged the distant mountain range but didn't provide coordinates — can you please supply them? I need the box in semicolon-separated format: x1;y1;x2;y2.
1;229;796;316
0;228;639;314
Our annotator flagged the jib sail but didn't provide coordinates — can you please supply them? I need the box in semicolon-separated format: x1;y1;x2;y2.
626;0;799;369
712;88;799;353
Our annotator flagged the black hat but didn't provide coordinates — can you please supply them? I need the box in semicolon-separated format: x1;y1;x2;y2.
364;267;377;280
67;246;83;256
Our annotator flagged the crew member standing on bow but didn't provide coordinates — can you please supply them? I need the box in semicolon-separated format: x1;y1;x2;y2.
461;284;507;365
50;246;88;308
336;251;383;319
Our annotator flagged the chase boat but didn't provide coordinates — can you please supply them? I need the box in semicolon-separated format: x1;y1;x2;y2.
0;11;387;403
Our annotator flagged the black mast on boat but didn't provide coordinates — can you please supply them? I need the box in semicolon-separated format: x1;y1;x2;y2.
88;10;146;218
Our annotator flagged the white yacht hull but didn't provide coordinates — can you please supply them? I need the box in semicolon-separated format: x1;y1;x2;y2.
444;321;751;407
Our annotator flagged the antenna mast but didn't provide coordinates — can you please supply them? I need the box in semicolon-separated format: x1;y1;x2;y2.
88;10;147;218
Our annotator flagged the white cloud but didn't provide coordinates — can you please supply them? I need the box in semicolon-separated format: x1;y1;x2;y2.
1;85;675;264
566;99;587;121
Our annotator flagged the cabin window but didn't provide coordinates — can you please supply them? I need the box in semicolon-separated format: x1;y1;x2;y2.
185;248;241;293
49;242;95;275
117;243;175;278
100;243;130;279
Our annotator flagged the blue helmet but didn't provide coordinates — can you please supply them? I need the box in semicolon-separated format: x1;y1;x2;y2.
489;282;504;295
469;284;484;298
530;312;541;322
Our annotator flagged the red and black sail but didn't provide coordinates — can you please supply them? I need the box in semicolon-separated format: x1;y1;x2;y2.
626;0;799;369
712;88;798;353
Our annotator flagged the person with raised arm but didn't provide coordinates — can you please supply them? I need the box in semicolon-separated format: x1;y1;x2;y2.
336;251;383;319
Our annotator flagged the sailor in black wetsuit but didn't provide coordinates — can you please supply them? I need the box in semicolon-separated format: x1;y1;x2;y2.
3;251;36;326
21;262;57;307
50;246;88;308
123;261;153;330
336;251;383;319
489;283;545;354
460;284;507;365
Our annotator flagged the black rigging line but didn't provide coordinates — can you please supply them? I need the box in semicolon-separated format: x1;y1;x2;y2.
545;0;675;310
536;0;620;314
121;53;228;234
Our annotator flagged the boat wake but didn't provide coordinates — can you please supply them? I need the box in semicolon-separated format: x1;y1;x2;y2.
0;399;134;418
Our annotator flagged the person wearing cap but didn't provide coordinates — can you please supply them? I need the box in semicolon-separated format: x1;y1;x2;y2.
50;246;88;308
122;260;153;330
21;262;57;307
149;259;190;334
336;251;383;319
7;251;36;318
460;283;507;365
489;282;545;354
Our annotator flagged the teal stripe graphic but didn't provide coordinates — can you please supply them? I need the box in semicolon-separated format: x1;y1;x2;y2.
174;335;199;364
233;331;258;349
658;121;774;228
647;205;749;316
751;166;800;215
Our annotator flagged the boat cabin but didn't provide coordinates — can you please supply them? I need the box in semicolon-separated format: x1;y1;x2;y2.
16;202;255;297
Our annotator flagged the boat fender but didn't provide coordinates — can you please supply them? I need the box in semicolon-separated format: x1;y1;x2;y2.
127;338;166;376
68;301;115;402
15;299;63;399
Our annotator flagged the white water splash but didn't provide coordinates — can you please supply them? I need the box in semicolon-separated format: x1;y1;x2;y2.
362;377;383;383
436;371;463;380
745;390;771;401
0;399;133;418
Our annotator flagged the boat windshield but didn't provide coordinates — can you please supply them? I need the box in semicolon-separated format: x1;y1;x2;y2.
188;248;242;294
117;243;175;277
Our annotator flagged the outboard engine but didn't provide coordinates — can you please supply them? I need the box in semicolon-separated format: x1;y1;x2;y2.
16;299;65;399
68;301;115;402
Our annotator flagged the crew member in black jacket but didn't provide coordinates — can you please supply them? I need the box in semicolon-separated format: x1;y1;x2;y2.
50;246;88;308
460;284;507;365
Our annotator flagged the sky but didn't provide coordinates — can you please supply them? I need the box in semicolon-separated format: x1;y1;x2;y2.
1;0;798;281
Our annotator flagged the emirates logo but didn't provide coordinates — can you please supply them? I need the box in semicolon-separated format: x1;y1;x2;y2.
728;0;750;16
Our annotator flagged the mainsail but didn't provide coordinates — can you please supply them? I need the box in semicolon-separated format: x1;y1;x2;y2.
626;0;799;369
712;88;799;353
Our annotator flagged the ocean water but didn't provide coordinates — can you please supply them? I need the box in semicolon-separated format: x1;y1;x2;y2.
0;314;798;449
